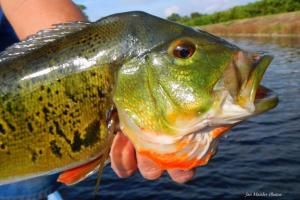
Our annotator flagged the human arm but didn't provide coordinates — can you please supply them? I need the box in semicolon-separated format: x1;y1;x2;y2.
0;0;85;40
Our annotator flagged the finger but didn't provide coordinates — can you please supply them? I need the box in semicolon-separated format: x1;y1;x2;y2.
167;169;196;184
110;132;137;178
136;152;163;180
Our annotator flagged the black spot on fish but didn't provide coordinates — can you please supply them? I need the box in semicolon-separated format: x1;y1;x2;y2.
6;151;11;155
54;121;64;136
0;123;5;135
36;111;40;116
31;152;38;162
55;90;59;95
54;121;71;144
7;122;16;132
0;143;6;150
50;140;62;158
49;126;54;135
47;88;51;94
27;122;33;132
38;96;43;101
42;106;50;117
48;103;53;107
39;150;43;155
82;120;100;147
71;131;82;152
63;110;68;115
97;88;105;98
40;85;45;91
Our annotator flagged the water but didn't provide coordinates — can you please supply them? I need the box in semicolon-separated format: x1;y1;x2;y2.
58;37;300;200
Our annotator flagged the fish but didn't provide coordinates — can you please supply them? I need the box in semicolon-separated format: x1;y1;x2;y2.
0;11;278;185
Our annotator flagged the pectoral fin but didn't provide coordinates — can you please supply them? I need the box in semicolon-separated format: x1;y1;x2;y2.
57;157;101;186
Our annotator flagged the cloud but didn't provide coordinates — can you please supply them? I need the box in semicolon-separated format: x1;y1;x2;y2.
164;5;180;17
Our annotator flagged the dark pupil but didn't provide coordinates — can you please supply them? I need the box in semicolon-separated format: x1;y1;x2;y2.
174;44;195;59
179;47;190;58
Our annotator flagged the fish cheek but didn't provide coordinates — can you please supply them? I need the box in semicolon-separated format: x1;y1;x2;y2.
114;59;160;131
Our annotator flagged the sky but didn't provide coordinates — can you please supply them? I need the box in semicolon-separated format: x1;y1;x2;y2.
73;0;258;21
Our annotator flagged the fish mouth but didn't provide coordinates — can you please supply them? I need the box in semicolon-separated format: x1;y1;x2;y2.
238;55;278;113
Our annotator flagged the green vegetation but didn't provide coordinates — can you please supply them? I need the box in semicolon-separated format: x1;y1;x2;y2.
167;0;300;26
76;4;89;20
200;11;300;36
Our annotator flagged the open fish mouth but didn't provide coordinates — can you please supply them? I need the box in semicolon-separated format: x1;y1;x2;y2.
254;85;278;114
238;55;278;114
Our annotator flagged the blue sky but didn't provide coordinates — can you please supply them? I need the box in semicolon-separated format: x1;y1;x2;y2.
73;0;258;21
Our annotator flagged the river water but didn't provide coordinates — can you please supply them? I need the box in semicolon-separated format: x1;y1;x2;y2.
59;37;300;200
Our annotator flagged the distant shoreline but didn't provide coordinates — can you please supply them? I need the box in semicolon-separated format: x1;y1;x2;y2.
198;11;300;37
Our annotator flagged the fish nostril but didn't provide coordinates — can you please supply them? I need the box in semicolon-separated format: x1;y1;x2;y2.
252;53;261;62
252;53;262;67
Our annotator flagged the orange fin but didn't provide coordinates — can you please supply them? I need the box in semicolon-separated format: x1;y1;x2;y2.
211;126;232;139
57;157;101;186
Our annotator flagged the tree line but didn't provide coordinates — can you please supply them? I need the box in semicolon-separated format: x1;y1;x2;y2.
167;0;300;26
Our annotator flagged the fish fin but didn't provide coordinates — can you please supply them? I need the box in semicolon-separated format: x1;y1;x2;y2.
0;21;91;63
57;157;101;186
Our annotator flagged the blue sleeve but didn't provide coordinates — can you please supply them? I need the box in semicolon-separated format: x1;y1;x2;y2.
0;10;19;52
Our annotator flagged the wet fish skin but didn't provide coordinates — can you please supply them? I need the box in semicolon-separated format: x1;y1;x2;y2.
0;12;139;184
0;11;278;184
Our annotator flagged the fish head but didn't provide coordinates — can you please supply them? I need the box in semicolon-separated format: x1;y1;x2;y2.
113;13;278;170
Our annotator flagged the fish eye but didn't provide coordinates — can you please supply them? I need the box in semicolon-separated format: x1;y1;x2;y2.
173;41;196;59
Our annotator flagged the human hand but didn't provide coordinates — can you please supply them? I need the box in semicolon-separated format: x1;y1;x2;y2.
110;132;196;184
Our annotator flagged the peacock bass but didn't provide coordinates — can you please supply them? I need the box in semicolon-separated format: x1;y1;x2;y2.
0;11;278;185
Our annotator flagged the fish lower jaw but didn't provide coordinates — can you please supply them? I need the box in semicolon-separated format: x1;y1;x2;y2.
253;85;278;114
238;85;278;113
